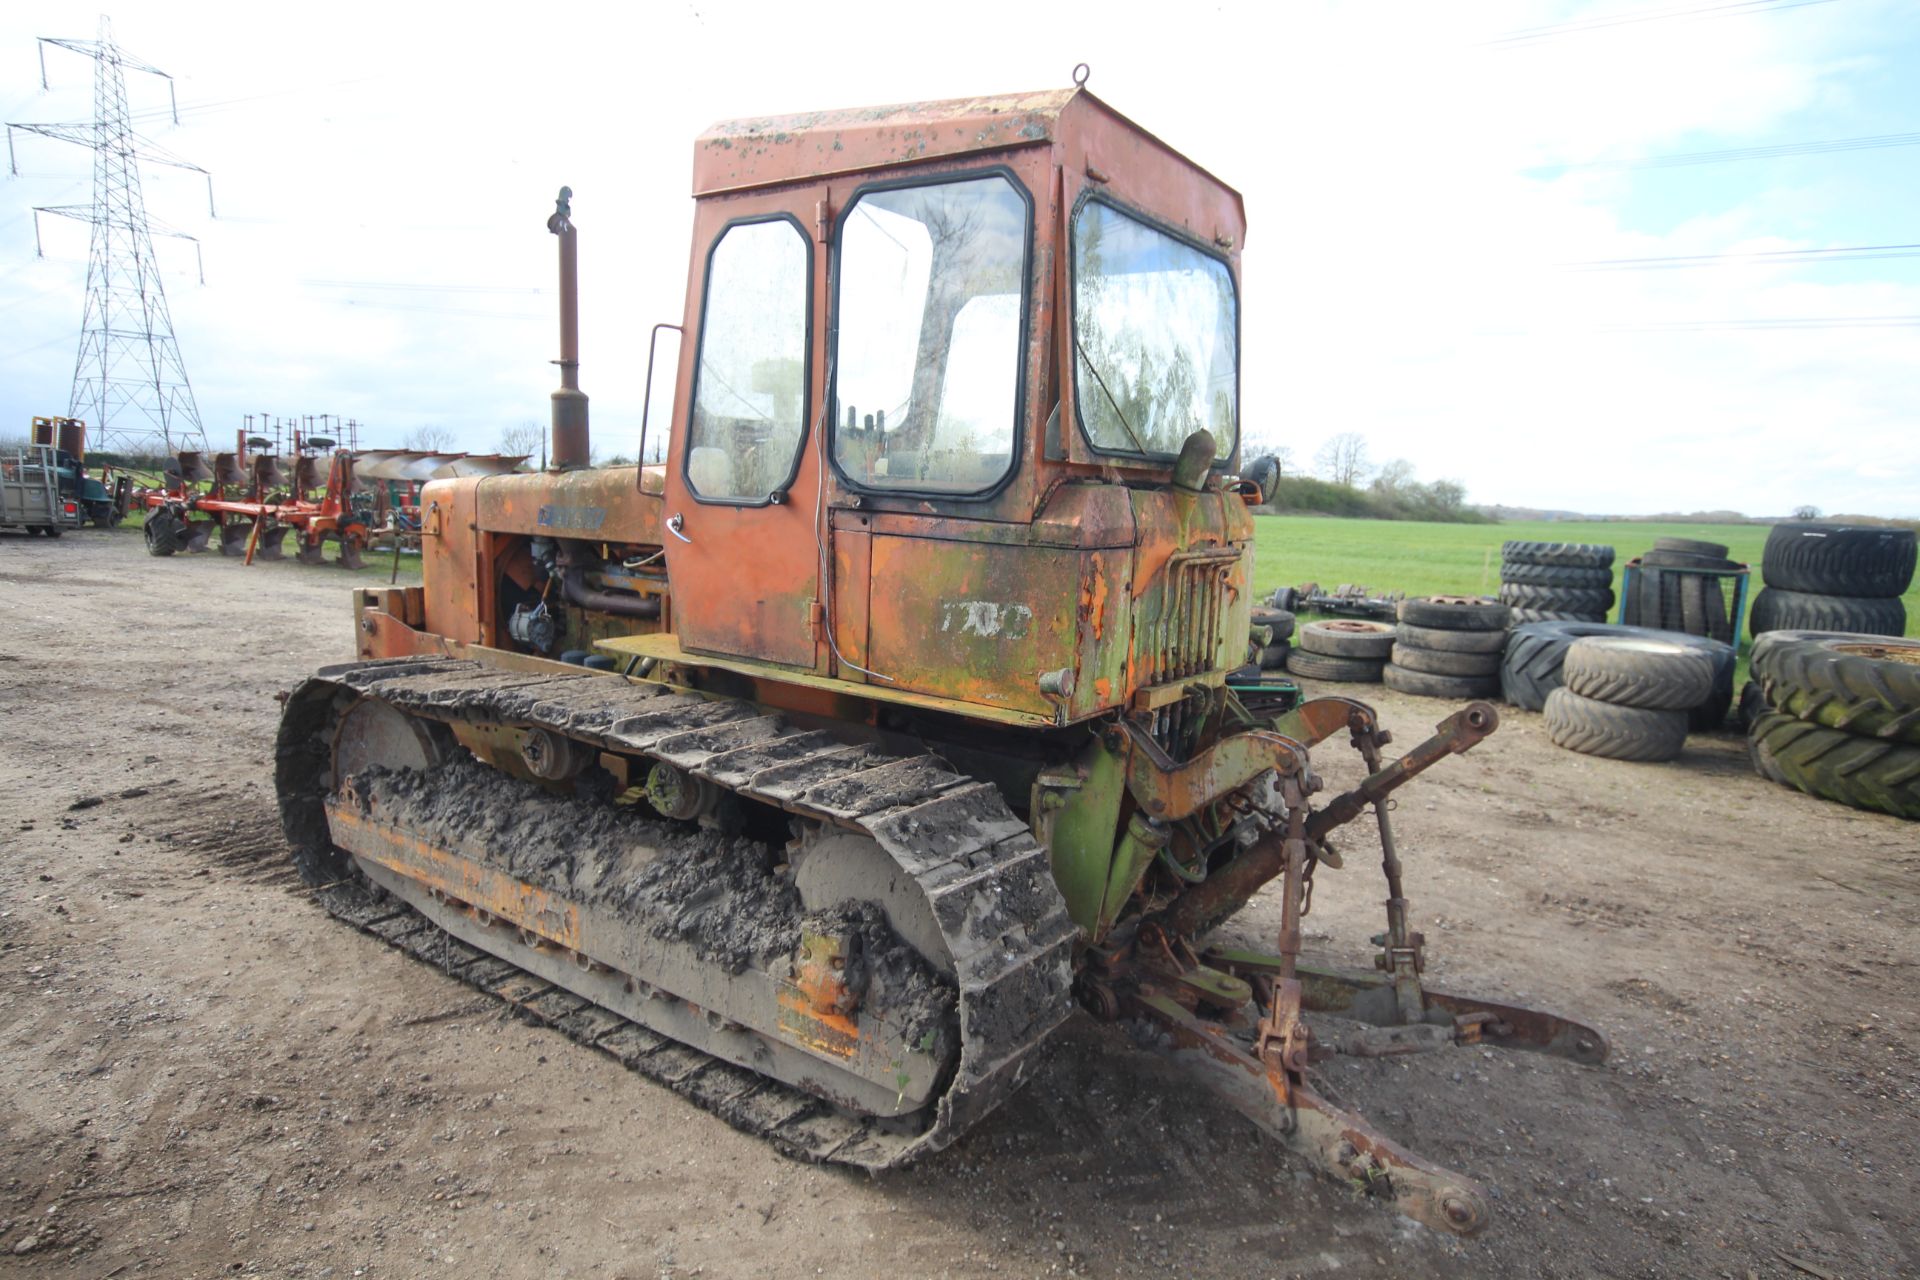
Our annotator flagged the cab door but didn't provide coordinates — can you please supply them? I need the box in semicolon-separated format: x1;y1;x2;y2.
662;191;825;669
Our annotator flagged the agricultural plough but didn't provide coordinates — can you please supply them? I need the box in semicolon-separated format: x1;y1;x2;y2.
132;430;524;567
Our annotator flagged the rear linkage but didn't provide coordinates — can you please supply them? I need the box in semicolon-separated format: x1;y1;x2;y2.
1081;699;1608;1236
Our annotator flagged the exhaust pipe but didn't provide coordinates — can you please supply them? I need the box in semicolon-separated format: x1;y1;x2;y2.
547;186;589;471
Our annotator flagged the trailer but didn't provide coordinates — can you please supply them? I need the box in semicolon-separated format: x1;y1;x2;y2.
0;443;81;537
30;417;133;528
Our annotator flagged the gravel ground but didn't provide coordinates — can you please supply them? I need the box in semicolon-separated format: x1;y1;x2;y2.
1;530;1915;1278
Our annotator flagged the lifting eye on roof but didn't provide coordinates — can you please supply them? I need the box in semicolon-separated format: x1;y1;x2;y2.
1072;63;1090;89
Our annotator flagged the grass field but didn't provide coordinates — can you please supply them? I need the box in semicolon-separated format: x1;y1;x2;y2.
1248;516;1920;655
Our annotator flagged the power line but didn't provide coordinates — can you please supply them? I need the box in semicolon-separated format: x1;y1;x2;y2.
1484;0;1836;47
1564;242;1920;270
123;77;379;126
1599;314;1920;331
336;299;545;321
306;279;545;296
1536;129;1920;173
0;331;79;364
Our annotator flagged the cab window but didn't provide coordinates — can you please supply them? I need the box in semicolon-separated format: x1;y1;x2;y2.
1072;198;1238;461
686;217;810;503
832;173;1027;495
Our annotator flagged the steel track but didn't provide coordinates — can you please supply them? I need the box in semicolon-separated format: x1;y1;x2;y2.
277;656;1080;1169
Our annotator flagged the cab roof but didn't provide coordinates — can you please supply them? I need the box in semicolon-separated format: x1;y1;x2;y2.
692;86;1243;213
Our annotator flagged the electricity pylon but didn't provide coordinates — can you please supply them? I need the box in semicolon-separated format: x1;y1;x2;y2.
7;16;214;457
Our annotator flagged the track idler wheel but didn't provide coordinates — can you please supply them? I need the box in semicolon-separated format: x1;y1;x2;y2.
519;726;585;780
645;760;716;820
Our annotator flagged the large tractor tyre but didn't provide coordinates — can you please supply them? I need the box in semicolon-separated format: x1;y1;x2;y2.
1284;650;1386;683
1296;619;1397;659
90;509;114;530
1652;536;1730;559
1257;642;1291;670
1249;606;1296;641
1749;628;1871;669
1746;712;1920;819
1761;522;1917;598
1502;621;1733;728
1751;633;1920;745
1746;714;1791;785
1764;522;1913;596
1503;623;1645;711
1626;566;1683;630
1675;574;1734;645
1394;621;1508;654
1508;607;1609;626
1561;636;1715;711
1500;541;1615;570
1750;587;1906;638
1737;680;1772;735
143;513;179;557
1398;596;1509;631
1640;548;1740;571
1382;663;1500;699
1497;583;1615;614
1389;643;1502;678
1544;688;1689;762
1499;562;1615;589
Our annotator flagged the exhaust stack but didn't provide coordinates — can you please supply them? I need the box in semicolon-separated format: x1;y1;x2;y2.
547;186;589;470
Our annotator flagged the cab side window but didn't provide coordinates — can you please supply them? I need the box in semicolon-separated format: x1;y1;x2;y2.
686;217;811;503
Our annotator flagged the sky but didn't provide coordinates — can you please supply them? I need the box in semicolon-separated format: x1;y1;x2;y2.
1;0;1915;518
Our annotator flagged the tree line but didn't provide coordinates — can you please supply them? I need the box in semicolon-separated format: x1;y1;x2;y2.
1242;431;1489;524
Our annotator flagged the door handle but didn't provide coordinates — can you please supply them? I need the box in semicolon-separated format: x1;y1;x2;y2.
666;512;691;543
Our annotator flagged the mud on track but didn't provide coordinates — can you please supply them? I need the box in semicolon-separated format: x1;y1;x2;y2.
2;529;1916;1278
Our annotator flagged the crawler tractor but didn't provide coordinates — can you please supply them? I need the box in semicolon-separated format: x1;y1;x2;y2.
277;85;1605;1235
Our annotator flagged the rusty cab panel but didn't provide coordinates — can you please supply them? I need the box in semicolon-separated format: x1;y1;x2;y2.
665;89;1249;724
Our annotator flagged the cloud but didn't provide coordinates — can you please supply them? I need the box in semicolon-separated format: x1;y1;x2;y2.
1;0;1913;515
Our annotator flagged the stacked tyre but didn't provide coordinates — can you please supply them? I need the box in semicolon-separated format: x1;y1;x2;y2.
1249;605;1295;671
1622;537;1742;644
1502;620;1736;731
1744;630;1920;818
1498;541;1615;624
1543;636;1716;762
1285;619;1396;683
1749;523;1915;638
1383;597;1508;698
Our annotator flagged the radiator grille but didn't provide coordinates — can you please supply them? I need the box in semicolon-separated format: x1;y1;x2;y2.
1144;546;1241;686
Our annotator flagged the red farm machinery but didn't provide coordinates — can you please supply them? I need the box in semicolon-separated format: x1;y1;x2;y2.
133;430;526;567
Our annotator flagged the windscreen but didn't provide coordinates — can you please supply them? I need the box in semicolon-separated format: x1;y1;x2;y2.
832;174;1027;494
1072;200;1237;461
